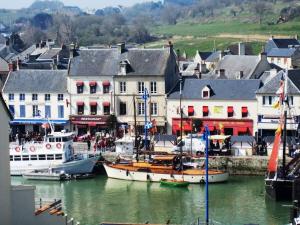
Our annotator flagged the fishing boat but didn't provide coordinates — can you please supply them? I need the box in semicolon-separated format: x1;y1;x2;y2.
160;178;189;187
22;170;71;181
10;122;99;175
265;70;300;201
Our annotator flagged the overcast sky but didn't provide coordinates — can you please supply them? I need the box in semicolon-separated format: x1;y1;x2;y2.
0;0;159;9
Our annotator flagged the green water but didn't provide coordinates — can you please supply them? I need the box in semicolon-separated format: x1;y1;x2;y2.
11;176;291;225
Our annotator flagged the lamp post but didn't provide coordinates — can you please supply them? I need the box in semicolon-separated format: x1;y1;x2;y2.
142;88;149;150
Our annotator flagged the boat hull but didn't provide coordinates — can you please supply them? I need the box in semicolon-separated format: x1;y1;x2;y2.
265;178;293;201
11;156;98;175
103;164;229;183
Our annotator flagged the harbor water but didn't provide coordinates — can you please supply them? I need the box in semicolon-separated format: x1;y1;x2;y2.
11;175;290;225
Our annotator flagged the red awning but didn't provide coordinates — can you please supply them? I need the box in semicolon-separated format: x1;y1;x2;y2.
227;106;234;113
88;122;97;127
237;127;248;133
102;80;110;86
77;101;84;106
203;106;209;113
242;107;248;113
102;101;110;106
89;81;97;86
76;81;84;86
90;102;97;106
188;106;194;114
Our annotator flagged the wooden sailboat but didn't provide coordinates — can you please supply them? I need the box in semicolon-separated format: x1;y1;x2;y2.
265;70;300;201
104;79;229;184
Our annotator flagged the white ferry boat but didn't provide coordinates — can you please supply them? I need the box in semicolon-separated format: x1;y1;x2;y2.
10;130;98;175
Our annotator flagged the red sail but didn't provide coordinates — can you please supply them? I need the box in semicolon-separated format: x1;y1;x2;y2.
267;131;281;172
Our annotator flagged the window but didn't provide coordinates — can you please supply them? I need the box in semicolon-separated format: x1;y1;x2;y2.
103;105;110;115
90;85;97;94
103;85;110;94
19;93;25;101
271;58;274;63
284;58;288;65
38;154;46;160
150;102;158;115
203;106;209;117
22;155;29;161
242;107;248;118
10;155;13;161
277;58;281;64
45;105;51;118
55;154;63;160
138;102;145;115
45;94;50;101
47;154;54;160
90;105;97;115
20;105;25;117
30;155;37;160
138;82;144;94
289;96;294;105
14;156;21;161
119;102;126;115
150;81;157;94
77;84;84;94
32;94;38;101
266;96;277;106
58;105;64;118
9;105;14;115
77;105;84;115
9;94;14;100
58;94;64;101
120;82;126;94
262;96;266;105
32;105;39;117
187;106;193;116
202;91;209;98
227;106;234;117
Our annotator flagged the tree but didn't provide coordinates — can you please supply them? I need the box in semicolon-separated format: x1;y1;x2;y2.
253;2;269;24
161;5;179;25
50;14;75;45
22;26;47;47
31;13;53;30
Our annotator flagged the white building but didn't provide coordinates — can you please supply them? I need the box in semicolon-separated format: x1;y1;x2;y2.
167;78;261;136
256;69;300;137
2;70;69;134
68;49;114;135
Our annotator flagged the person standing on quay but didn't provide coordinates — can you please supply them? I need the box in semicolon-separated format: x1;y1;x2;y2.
87;136;91;151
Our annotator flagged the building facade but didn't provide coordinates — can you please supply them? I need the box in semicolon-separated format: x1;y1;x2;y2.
2;70;69;134
167;78;261;136
256;69;300;137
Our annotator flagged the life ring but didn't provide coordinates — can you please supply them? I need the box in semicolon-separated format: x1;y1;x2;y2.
29;146;35;152
15;146;21;152
46;144;51;149
56;143;62;149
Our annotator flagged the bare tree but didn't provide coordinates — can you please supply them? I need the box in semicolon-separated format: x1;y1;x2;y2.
253;2;269;24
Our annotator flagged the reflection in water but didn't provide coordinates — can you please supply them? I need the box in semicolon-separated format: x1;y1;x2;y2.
11;176;289;225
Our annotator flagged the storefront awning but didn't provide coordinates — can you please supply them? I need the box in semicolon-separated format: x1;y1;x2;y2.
77;101;84;106
203;106;209;113
90;101;97;106
10;119;68;125
227;106;234;113
102;80;110;86
76;81;84;86
89;81;97;86
102;101;110;106
242;107;248;113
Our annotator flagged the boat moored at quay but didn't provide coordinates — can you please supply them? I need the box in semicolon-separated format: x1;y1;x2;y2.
10;129;98;175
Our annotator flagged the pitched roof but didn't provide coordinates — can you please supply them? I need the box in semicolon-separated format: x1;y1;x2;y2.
168;78;261;100
3;70;67;93
272;38;300;48
256;69;300;94
37;48;61;60
198;51;212;61
0;93;13;120
10;45;36;62
213;55;262;79
267;48;297;57
0;44;18;61
69;48;171;76
0;56;8;71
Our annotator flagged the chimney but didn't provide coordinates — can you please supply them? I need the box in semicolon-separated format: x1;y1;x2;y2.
220;69;225;76
219;51;225;60
8;61;14;72
16;58;21;71
259;51;267;61
168;40;173;53
238;42;245;55
200;62;207;74
117;42;126;54
69;43;75;59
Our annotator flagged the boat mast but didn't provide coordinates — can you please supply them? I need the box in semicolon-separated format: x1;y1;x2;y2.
282;70;288;178
133;95;139;161
143;88;149;150
179;77;183;170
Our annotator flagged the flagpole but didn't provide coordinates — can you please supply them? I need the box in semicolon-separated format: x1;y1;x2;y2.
282;69;288;178
204;125;210;224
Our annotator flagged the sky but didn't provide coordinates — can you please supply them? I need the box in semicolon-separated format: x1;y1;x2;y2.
0;0;159;10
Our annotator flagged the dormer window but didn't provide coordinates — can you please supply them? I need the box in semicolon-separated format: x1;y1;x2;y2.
236;71;243;79
202;86;211;99
119;60;130;75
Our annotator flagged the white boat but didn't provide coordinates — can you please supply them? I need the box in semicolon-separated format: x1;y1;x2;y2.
103;155;229;184
10;130;98;175
22;170;70;181
115;135;135;155
172;134;206;155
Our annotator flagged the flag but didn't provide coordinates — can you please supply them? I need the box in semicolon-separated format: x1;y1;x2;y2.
275;125;282;134
272;100;280;109
276;73;285;102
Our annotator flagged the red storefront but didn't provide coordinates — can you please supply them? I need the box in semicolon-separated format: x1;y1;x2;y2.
172;118;253;136
70;115;109;135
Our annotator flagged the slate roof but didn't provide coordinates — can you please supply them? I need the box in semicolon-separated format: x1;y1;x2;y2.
256;69;300;94
267;48;296;57
69;48;171;76
3;70;67;93
0;44;18;61
37;48;61;60
168;78;262;100
272;38;300;48
198;51;212;61
213;55;262;79
10;45;36;62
